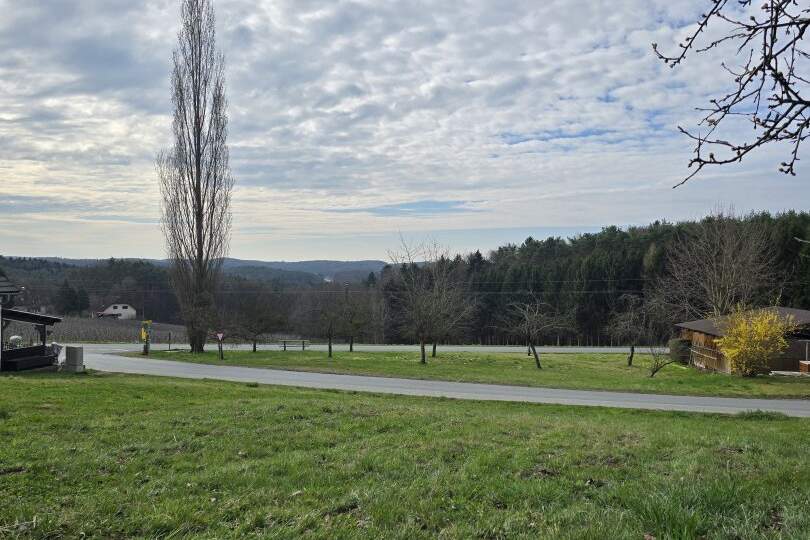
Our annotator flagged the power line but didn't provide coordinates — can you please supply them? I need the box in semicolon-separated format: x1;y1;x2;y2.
17;275;810;286
18;286;649;295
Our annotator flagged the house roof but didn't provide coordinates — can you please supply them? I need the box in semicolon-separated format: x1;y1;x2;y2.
0;275;20;296
0;308;62;326
676;307;810;338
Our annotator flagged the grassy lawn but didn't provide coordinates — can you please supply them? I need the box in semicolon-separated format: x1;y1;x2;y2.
135;349;810;399
2;372;810;538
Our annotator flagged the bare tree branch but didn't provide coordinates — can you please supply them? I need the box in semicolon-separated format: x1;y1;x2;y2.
654;1;810;184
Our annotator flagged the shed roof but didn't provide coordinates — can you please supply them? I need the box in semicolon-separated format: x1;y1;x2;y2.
675;307;810;338
0;308;62;326
0;275;20;296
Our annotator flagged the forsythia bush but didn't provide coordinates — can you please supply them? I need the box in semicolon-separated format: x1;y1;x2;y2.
717;308;797;376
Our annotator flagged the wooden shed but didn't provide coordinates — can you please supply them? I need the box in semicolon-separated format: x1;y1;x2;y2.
0;308;63;371
676;307;810;373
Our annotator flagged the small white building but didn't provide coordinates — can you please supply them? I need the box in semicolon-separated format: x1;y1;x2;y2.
96;303;137;320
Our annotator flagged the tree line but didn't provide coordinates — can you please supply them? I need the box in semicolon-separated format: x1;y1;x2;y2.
218;210;810;357
4;210;809;352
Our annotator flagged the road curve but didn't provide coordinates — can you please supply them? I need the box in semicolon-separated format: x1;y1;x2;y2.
79;346;810;417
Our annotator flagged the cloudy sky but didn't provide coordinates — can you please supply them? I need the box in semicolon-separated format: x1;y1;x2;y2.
1;0;807;261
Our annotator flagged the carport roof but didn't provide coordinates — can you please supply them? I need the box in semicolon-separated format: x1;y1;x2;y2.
0;275;20;296
0;308;61;326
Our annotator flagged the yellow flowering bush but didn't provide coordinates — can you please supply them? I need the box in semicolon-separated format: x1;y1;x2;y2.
717;308;796;376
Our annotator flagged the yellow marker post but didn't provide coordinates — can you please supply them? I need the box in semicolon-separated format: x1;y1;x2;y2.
141;320;152;356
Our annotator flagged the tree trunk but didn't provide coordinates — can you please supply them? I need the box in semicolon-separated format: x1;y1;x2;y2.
189;327;206;354
627;344;635;367
420;339;426;364
252;340;257;353
530;342;541;369
432;342;437;357
350;335;354;352
327;318;334;358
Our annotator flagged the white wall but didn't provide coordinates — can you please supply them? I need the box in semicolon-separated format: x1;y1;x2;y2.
100;304;137;320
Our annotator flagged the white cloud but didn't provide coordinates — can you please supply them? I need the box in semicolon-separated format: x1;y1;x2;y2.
0;0;806;260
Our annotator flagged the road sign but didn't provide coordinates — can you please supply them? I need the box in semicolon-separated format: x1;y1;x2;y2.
216;332;224;341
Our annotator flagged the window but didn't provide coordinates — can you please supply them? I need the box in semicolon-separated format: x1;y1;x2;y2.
113;306;118;310
122;305;129;310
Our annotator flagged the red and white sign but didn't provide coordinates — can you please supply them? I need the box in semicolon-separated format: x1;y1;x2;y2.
216;333;224;342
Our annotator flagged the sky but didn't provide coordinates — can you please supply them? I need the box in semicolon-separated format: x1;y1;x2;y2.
1;0;808;261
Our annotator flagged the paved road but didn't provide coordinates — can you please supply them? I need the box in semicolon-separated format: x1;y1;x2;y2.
77;344;810;417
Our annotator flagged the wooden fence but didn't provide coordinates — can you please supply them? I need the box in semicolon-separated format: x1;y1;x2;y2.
690;344;729;373
691;342;807;373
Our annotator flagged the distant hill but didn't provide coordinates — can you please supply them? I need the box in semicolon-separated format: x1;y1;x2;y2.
0;255;386;324
219;258;386;282
37;257;387;282
222;265;322;286
0;256;75;286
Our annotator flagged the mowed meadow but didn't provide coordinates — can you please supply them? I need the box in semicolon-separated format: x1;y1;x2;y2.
2;372;810;538
140;349;810;399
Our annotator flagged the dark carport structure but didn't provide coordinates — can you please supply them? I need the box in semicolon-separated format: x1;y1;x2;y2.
0;308;62;371
0;274;20;304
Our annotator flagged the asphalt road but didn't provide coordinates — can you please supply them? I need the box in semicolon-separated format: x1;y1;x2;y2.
75;344;810;417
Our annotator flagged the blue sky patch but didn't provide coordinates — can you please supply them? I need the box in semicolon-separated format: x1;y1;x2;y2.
499;128;614;146
328;200;481;217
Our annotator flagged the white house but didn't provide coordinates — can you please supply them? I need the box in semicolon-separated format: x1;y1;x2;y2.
96;303;137;320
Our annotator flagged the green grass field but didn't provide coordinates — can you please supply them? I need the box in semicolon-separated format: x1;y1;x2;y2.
2;372;810;538
138;349;810;399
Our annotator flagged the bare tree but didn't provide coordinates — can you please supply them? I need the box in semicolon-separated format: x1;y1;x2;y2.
388;245;433;364
226;290;290;352
428;254;474;358
607;294;651;366
367;284;387;344
388;240;459;364
157;0;234;353
343;288;374;352
388;241;473;363
654;1;809;184
608;293;672;368
293;286;343;359
508;301;571;369
656;211;776;320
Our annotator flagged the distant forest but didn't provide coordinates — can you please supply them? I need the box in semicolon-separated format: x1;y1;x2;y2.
3;211;810;345
420;211;810;345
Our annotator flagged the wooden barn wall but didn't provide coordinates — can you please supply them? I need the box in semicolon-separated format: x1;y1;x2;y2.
680;328;809;373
